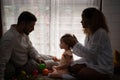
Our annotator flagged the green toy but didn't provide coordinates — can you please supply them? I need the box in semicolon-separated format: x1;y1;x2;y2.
39;63;46;71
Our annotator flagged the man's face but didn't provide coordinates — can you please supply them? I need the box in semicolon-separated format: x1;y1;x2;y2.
23;21;36;35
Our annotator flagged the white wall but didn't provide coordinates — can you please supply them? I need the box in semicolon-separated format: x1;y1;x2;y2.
102;0;120;51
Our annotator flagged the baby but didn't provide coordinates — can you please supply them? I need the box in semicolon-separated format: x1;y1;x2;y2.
48;34;76;79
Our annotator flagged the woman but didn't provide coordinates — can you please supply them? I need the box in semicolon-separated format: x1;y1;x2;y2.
69;7;114;80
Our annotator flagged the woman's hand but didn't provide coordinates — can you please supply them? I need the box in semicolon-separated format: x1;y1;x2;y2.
69;34;78;48
73;34;78;43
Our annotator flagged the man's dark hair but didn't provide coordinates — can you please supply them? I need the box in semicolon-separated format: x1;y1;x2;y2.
17;11;37;25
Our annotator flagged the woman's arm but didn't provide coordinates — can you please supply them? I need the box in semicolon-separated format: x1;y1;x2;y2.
73;29;107;57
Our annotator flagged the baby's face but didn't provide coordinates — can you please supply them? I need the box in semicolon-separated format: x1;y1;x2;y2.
59;40;68;50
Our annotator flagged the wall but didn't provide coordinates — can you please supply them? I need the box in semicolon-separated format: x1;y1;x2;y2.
102;0;120;51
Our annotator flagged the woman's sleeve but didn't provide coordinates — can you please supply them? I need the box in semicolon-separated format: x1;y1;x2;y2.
73;29;106;57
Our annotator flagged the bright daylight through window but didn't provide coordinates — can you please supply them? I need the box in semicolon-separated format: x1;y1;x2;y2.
1;0;100;59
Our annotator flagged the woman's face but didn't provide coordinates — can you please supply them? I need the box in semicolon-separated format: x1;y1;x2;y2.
81;14;89;28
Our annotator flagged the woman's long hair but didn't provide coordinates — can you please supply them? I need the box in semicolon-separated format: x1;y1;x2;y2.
82;7;109;34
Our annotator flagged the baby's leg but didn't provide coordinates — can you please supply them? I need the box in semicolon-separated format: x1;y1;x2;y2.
48;70;62;78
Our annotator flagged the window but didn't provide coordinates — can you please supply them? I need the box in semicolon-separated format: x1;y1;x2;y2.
1;0;100;59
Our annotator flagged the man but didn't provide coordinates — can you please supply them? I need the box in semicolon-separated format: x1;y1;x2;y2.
0;11;49;80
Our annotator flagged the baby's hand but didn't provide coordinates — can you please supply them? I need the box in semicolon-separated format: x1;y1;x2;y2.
53;66;60;70
52;56;60;62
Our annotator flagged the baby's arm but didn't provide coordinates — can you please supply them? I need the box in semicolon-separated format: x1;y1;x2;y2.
52;56;60;62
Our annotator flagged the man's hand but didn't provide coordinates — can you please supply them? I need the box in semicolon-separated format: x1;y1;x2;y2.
37;58;45;64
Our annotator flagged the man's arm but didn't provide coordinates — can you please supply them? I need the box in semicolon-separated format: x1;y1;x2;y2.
27;37;56;63
0;40;13;80
27;37;47;63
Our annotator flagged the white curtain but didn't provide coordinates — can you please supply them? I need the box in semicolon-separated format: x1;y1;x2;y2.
1;0;100;59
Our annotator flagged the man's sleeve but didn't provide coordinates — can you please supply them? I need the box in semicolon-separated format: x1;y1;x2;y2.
0;40;13;80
